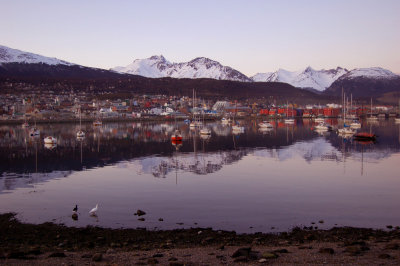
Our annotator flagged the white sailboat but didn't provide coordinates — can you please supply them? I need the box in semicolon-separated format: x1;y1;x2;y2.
76;106;85;138
366;98;378;121
189;89;203;129
284;101;295;124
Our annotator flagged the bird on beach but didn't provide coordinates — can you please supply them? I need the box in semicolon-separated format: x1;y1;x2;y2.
73;204;78;212
89;204;98;216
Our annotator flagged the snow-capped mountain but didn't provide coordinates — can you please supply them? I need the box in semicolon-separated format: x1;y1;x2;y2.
112;55;252;82
0;45;72;65
252;67;349;91
337;67;399;80
325;67;400;97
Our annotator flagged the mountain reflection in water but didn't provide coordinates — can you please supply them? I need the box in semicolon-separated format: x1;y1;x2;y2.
0;120;399;232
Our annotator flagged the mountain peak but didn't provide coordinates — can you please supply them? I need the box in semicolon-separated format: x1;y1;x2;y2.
0;44;72;66
149;55;166;61
113;56;250;82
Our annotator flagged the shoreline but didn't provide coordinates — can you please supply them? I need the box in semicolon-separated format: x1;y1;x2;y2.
1;213;399;265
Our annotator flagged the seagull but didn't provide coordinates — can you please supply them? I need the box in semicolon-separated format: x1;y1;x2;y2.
73;204;78;212
89;204;98;216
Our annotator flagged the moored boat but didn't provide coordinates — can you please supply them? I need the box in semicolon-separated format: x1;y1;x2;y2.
171;130;183;141
44;136;57;144
259;121;273;129
354;132;376;141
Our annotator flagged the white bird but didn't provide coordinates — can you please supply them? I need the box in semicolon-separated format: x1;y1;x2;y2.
89;204;98;216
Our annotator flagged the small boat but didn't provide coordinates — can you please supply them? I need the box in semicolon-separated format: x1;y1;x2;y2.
395;117;400;124
354;132;376;141
314;122;332;131
314;117;325;123
44;143;57;150
200;127;211;135
22;122;30;128
350;120;361;128
183;119;190;124
171;130;183;141
338;127;356;135
76;130;85;138
44;136;57;144
259;121;274;128
29;127;40;137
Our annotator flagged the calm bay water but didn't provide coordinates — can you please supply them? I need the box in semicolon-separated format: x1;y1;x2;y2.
0;119;399;233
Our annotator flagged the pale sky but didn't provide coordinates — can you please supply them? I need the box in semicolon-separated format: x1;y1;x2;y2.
1;0;400;76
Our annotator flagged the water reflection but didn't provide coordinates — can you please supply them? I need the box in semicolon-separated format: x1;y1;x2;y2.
0;119;399;232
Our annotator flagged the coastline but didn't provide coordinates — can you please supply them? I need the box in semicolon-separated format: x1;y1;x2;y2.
1;213;399;265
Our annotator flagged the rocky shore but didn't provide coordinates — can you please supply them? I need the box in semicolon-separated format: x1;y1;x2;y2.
1;213;400;265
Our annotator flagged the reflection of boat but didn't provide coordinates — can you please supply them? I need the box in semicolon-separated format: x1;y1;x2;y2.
44;143;57;150
44;136;57;144
259;127;273;134
314;122;332;131
259;121;273;129
200;127;211;135
76;106;86;138
171;139;183;149
232;125;244;134
171;130;183;141
200;134;211;141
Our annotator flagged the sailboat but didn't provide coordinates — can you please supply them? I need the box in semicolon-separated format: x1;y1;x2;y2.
366;98;378;122
76;106;85;138
231;102;244;134
284;101;295;124
171;112;183;142
22;113;30;128
189;89;203;129
199;112;211;135
338;93;356;135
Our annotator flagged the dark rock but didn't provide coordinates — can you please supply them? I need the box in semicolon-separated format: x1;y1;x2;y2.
298;246;313;249
261;252;278;259
158;218;164;221
27;246;42;255
48;252;67;258
319;220;324;224
318;248;334;254
385;243;399;250
71;213;78;220
386;225;393;229
274;249;289;253
169;262;184;266
249;251;261;260
147;258;159;264
232;247;251;258
81;253;92;258
378;253;392;259
153;253;164;257
168;257;178;261
136;210;146;216
233;255;248;262
7;251;28;259
138;218;145;221
176;222;184;225
92;253;102;262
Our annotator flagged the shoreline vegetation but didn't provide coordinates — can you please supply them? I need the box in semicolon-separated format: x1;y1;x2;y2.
1;213;399;265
